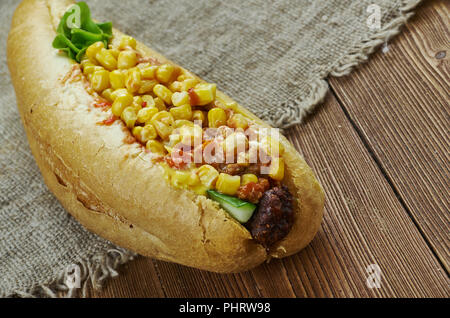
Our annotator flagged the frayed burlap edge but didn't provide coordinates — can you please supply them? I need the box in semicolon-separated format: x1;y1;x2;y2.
7;248;137;298
262;0;423;129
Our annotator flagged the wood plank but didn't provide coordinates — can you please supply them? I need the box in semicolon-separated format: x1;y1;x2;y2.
89;92;449;297
329;0;450;270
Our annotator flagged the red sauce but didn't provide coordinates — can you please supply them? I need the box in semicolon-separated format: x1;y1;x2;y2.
188;88;200;106
94;100;112;111
97;115;117;126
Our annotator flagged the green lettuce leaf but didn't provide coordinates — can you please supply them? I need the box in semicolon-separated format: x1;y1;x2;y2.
52;1;112;62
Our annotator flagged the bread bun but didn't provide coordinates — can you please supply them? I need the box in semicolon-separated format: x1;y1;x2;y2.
7;0;324;272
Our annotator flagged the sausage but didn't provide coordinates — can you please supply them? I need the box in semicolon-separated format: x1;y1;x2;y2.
246;186;294;248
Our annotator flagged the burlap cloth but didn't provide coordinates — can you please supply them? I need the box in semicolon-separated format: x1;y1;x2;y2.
0;0;421;297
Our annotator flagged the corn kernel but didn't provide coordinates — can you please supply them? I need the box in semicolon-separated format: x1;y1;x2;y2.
141;95;156;108
192;184;208;196
223;132;248;157
101;88;114;102
260;135;285;156
132;126;143;138
180;78;199;91
146;140;166;155
216;173;241;196
132;96;143;111
168;81;182;92
153;84;173;105
120;107;137;128
242;174;258;185
85;42;104;61
80;56;93;68
125;67;141;94
193;83;216;105
110;88;128;101
151;111;174;140
225;102;238;111
191;110;206;127
208;107;227;128
95;48;117;71
137;107;158;124
188;171;201;186
197;165;219;189
138;80;158;94
156;64;178;84
109;70;125;90
119;35;137;50
177;74;189;82
171;170;191;188
83;63;103;75
167;132;183;148
111;93;133;116
139;124;157;142
152;110;174;126
171;91;190;107
174;120;194;128
268;157;285;181
109;48;120;59
178;124;202;145
170;104;192;120
117;50;137;69
153;97;166;111
91;69;110;92
140;65;158;79
227;114;248;130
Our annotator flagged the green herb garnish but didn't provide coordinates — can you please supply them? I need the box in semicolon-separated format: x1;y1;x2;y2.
52;1;112;62
207;190;257;223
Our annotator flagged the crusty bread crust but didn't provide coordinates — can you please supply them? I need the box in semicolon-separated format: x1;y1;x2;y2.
7;0;324;272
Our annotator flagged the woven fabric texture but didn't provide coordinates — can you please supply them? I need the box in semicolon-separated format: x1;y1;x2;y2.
0;0;421;297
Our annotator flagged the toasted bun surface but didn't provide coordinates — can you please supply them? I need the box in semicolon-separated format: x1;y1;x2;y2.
7;0;324;272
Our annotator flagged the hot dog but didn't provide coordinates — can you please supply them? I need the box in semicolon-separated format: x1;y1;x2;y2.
7;0;324;273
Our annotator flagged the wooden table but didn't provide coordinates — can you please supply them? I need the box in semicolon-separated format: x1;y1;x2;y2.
87;0;449;298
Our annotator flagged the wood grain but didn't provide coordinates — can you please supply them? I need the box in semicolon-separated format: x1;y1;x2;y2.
85;0;450;298
88;92;449;298
329;0;450;270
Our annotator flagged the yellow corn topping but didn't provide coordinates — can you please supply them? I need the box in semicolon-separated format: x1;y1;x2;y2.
91;69;110;92
242;174;258;185
170;104;192;121
171;91;190;107
96;48;117;71
197;165;219;189
125;67;141;94
121;107;137;128
268;157;285;181
82;35;286;199
109;70;125;90
156;64;178;84
117;50;137;69
208;107;227;128
137;107;158;124
193;83;216;105
216;173;241;196
86;41;104;61
153;84;173;105
146;140;166;154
